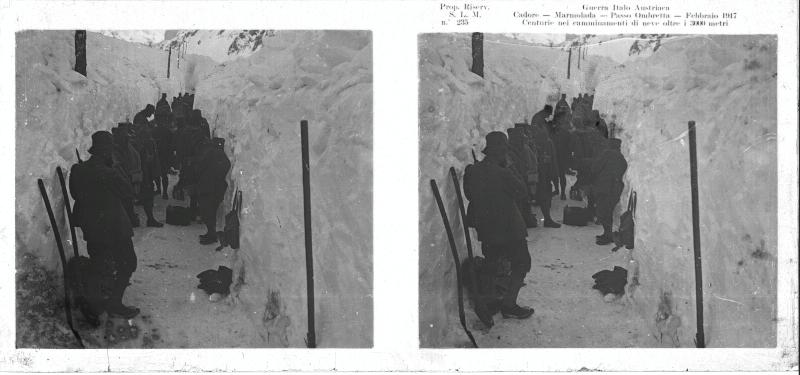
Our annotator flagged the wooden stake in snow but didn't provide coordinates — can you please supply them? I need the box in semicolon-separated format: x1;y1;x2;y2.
74;31;87;77
688;120;706;348
567;47;572;79
301;120;316;348
471;32;484;78
577;46;581;70
167;46;172;79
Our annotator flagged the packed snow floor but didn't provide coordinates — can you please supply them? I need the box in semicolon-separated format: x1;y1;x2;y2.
448;176;668;348
71;176;264;348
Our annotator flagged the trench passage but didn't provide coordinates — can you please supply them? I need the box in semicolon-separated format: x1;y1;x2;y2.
74;177;256;348
458;175;661;348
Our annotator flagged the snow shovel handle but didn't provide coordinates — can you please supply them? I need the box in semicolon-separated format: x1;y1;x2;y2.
38;178;84;348
430;178;478;348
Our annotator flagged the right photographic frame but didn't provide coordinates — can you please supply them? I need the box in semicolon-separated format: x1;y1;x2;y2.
419;33;777;348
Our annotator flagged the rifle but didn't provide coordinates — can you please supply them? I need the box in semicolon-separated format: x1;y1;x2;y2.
56;167;79;258
450;167;493;328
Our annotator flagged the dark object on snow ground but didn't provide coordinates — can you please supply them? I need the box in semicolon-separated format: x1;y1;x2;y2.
165;205;193;226
562;205;589;226
196;266;233;296
591;266;628;296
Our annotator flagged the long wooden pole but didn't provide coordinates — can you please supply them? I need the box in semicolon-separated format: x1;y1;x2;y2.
74;31;87;77
301;120;316;348
567;48;572;79
688;120;705;348
167;46;172;79
471;32;484;78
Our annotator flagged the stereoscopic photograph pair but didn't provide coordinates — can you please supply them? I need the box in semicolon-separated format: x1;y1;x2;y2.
15;31;778;350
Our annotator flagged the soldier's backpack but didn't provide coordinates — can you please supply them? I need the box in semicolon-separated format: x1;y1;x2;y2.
166;205;193;226
461;255;510;316
613;191;637;251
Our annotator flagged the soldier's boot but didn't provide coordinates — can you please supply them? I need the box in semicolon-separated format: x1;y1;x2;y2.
107;281;140;319
541;201;561;228
500;277;534;319
596;224;614;245
143;202;163;227
161;177;170;200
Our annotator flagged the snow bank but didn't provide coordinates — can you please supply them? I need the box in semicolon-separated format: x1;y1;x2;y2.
418;33;611;346
96;30;166;46
193;30;373;348
15;31;208;270
160;30;275;63
593;35;778;347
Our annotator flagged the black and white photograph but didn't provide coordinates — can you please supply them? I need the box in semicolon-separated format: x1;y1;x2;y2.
419;33;778;348
15;30;373;348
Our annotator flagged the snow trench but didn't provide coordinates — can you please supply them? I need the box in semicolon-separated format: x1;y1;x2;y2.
16;30;372;348
418;33;777;347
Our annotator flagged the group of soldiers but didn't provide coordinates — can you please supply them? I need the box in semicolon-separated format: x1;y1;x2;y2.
68;92;231;321
463;92;628;324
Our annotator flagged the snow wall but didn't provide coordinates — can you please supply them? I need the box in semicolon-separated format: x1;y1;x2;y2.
15;30;213;271
592;35;777;347
418;34;777;347
193;30;373;348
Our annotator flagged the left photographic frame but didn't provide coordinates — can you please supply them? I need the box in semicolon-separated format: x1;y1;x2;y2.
15;29;373;348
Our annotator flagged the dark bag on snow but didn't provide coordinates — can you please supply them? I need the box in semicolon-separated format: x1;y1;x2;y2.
612;190;637;251
196;266;233;295
223;190;242;249
166;205;193;226
592;266;628;295
563;205;589;226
